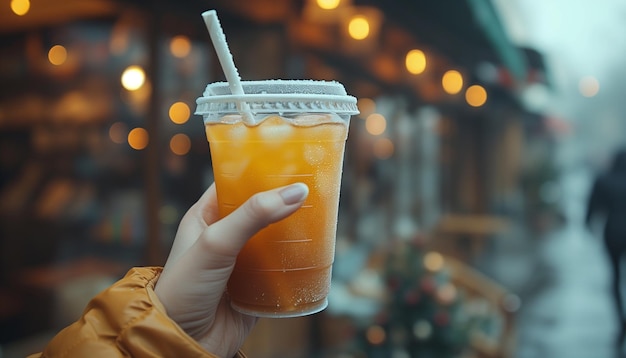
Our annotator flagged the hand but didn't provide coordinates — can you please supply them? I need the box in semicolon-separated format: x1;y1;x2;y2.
154;182;309;357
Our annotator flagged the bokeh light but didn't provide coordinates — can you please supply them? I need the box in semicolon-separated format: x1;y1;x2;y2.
169;101;191;124
413;320;432;340
316;0;340;10
348;16;370;40
128;127;149;150
465;85;487;107
365;325;386;345
170;133;191;155
48;45;67;66
109;122;128;144
423;251;444;271
579;76;600;97
121;65;146;91
10;0;30;16
365;113;386;135
357;97;376;118
437;283;457;305
442;70;463;94
405;49;426;75
170;35;191;58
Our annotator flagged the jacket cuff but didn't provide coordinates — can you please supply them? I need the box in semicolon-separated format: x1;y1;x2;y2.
39;267;247;358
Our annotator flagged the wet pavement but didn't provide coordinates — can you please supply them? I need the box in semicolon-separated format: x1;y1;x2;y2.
480;166;621;358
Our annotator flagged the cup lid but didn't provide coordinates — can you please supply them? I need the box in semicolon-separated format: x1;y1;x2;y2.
195;79;359;116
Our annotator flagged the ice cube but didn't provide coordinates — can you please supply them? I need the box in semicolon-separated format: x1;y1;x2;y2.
258;116;293;141
227;123;247;142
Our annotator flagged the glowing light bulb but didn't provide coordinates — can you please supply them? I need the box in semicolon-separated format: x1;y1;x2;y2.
316;0;340;10
365;113;386;135
48;45;67;66
170;36;191;58
11;0;30;16
357;97;376;118
169;102;190;124
405;49;426;75
442;70;463;94
348;16;370;40
128;127;149;150
121;65;146;91
465;85;487;107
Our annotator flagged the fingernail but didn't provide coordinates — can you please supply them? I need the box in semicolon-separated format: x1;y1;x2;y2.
279;183;308;205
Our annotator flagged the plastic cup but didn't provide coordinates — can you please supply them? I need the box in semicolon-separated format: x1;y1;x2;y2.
195;80;359;317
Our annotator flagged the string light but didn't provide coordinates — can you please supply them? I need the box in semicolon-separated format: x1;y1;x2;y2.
442;70;463;94
465;85;487;107
121;65;146;91
128;127;149;150
170;35;191;58
357;98;376;118
405;49;426;75
365;113;386;135
348;15;370;40
170;133;191;155
169;102;191;124
316;0;340;10
48;45;67;66
10;0;30;16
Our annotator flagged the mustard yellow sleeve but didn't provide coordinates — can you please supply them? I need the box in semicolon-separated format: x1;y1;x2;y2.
27;267;248;358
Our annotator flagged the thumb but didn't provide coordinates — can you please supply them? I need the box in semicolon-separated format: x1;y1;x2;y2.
196;182;310;267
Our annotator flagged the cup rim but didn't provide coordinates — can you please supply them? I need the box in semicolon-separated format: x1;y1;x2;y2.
195;80;359;116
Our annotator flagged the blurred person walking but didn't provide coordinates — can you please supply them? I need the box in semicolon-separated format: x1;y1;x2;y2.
587;148;626;349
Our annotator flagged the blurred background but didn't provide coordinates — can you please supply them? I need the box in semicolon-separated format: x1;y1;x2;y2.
1;0;625;357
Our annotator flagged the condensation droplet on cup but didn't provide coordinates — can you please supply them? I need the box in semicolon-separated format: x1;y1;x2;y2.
304;144;326;166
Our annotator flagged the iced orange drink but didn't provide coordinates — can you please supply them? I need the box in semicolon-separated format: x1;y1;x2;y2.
196;80;358;317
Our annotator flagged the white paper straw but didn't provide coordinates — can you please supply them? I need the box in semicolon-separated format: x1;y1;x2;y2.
202;10;255;125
